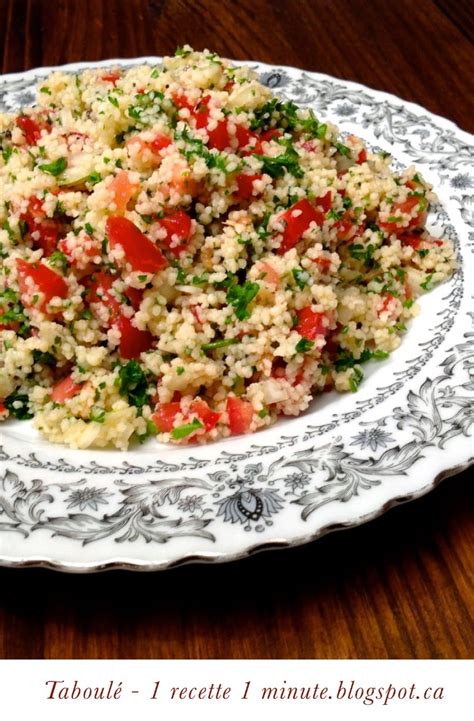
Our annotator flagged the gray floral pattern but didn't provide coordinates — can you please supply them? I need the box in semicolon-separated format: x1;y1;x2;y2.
0;58;472;570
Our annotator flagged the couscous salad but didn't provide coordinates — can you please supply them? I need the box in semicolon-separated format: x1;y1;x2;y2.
0;48;455;448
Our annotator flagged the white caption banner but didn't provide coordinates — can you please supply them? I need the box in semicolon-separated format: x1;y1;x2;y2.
0;660;472;719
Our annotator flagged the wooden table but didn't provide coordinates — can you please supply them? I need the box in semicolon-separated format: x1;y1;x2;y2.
0;0;472;659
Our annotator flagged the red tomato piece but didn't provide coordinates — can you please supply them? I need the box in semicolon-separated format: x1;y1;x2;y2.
158;210;192;256
190;399;221;432
400;233;423;249
87;272;121;322
258;261;280;287
16;259;68;313
250;128;283;156
152;402;181;432
378;293;395;316
149;133;172;153
312;256;332;273
50;375;82;404
124;286;144;310
295;307;327;340
193;95;211;129
207;120;231;150
172;91;195;111
101;72;121;85
235;173;262;200
109;171;139;215
21;197;60;257
16;116;45;145
278;199;324;255
117;316;154;359
380;196;426;234
357;148;367;164
107;216;168;273
334;215;357;241
227;396;254;435
315;190;332;213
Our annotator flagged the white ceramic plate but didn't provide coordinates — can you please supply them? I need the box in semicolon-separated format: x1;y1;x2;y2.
0;58;472;572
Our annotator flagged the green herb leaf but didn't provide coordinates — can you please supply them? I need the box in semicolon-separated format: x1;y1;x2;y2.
171;418;203;440
117;360;149;409
39;157;67;176
202;338;239;352
226;281;259;320
292;268;310;289
295;338;314;353
5;392;33;420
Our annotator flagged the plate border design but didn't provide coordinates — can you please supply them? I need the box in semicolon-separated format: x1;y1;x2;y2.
0;58;472;572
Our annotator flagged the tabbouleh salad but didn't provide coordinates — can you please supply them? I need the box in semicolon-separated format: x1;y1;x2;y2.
0;47;456;449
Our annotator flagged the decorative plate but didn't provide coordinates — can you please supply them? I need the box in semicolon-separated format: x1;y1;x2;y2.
0;59;472;572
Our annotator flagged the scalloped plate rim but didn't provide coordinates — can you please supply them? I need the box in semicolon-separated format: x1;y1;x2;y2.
0;57;472;572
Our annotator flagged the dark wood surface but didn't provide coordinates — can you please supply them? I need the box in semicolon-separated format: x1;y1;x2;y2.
0;0;472;660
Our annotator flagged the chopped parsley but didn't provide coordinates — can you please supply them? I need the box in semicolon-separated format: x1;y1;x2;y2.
334;142;350;156
295;338;314;353
4;392;33;420
117;360;149;410
420;273;434;291
254;146;303;178
292;268;310;289
39;157;67;176
349;242;376;265
226;281;259;320
32;350;56;366
90;408;106;423
202;338;239;352
171;419;203;440
349;367;364;393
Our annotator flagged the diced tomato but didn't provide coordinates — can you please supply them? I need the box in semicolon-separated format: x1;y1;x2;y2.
315;190;332;213
190;399;221;432
258;261;280;287
107;216;167;273
50;375;82;404
87;272;121;322
0;402;7;415
278;199;324;255
172;91;194;111
149;133;172;153
193;95;211;129
117;315;154;359
152;402;181;432
378;293;395;316
357;148;367;164
312;255;332;273
124;286;143;310
16;115;47;145
101;72;121;85
400;233;423;249
223;80;235;92
295;307;327;340
190;304;204;324
250;128;283;156
58;233;98;267
227;396;254;435
334;214;357;241
380;195;427;234
109;171;139;215
20;197;60;257
235;173;262;200
16;259;68;313
261;128;283;143
158;210;192;256
207;120;231;150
